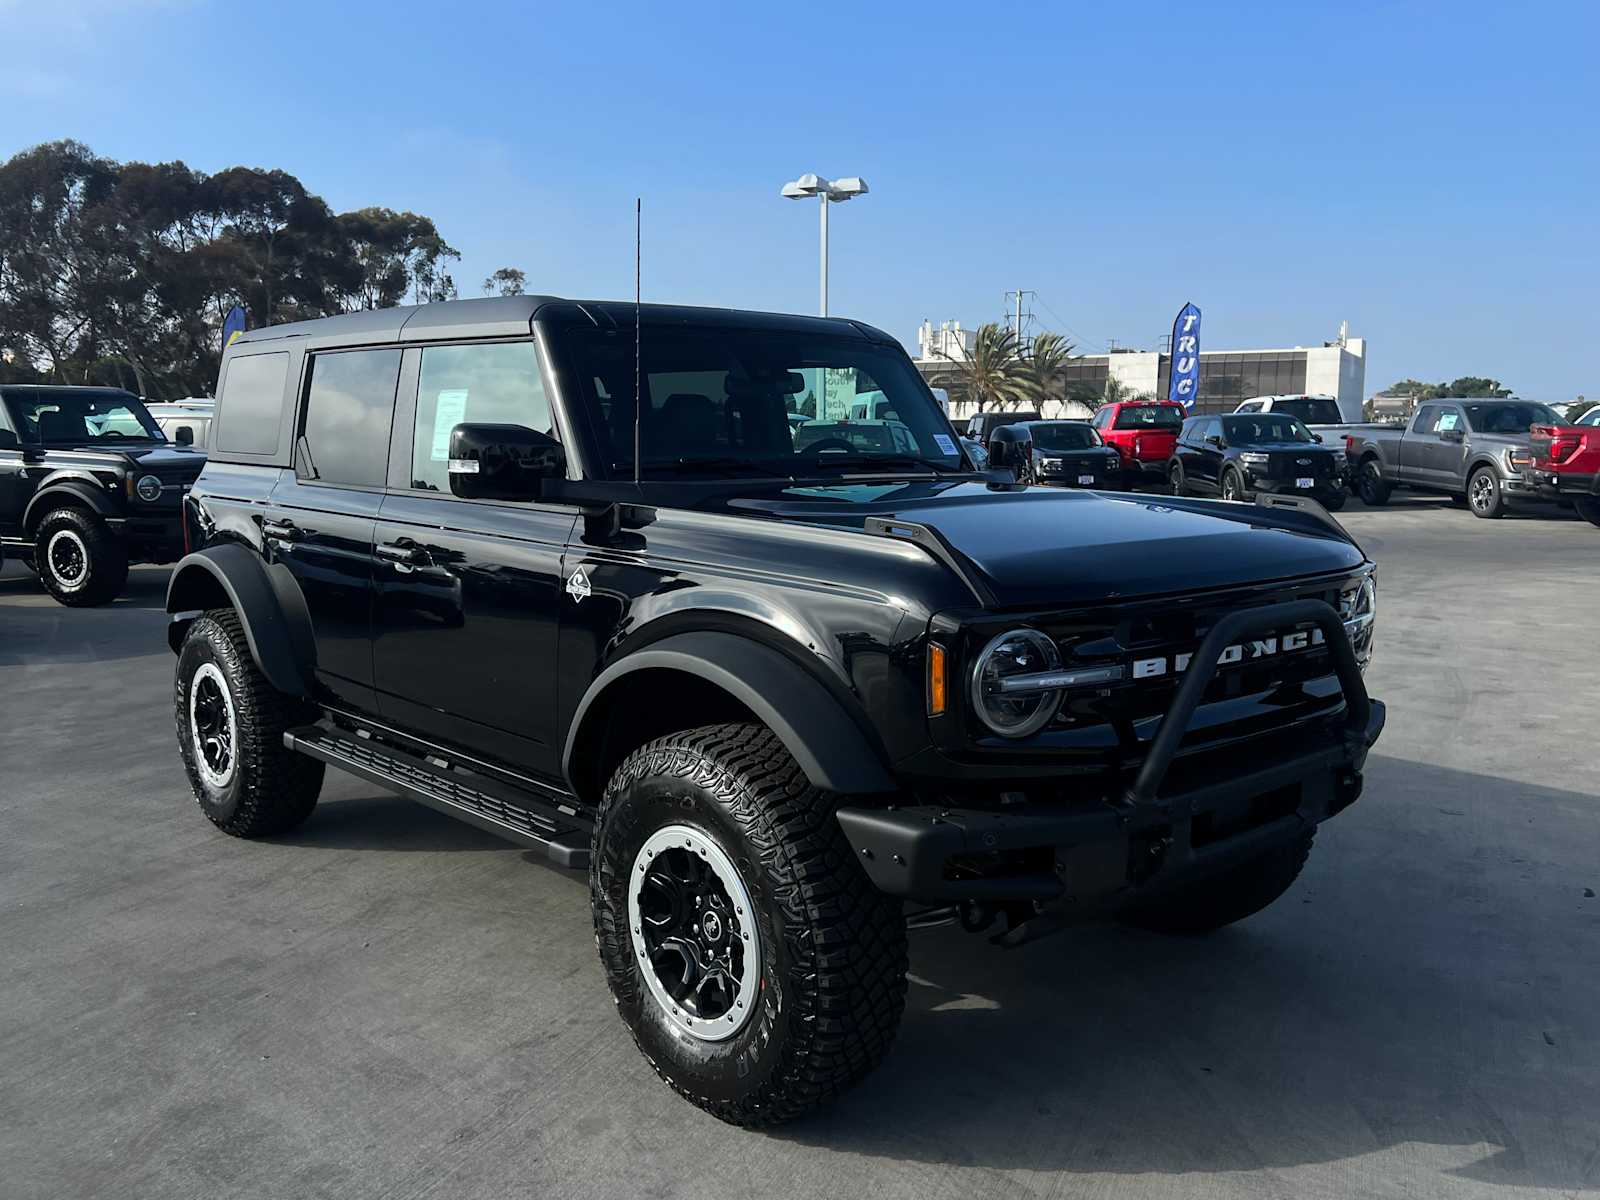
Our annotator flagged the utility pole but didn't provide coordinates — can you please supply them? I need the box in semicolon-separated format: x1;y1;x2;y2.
1005;289;1036;350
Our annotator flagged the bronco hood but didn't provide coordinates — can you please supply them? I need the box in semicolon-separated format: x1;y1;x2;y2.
736;482;1365;608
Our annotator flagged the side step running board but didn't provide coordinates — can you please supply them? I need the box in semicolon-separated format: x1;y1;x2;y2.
284;724;592;868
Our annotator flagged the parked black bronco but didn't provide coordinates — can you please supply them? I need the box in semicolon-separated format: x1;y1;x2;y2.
165;296;1384;1126
1;385;206;604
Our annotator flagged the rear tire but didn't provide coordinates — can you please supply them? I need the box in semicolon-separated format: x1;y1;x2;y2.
175;609;324;837
1467;466;1506;519
34;507;128;606
1121;831;1315;935
1357;459;1391;506
592;723;907;1127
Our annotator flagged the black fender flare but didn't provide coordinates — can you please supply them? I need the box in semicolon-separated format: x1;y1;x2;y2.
563;630;897;797
23;479;120;536
165;543;313;698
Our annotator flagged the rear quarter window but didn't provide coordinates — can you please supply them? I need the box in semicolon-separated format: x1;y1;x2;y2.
215;352;290;455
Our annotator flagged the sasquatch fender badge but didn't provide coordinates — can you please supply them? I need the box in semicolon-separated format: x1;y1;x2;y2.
566;567;592;603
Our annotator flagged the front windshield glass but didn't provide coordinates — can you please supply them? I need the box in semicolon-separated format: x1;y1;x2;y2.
1270;397;1342;425
4;390;164;444
1223;414;1315;445
1029;422;1100;451
1462;402;1559;433
558;325;964;478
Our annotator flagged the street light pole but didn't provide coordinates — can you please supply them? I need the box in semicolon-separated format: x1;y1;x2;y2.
781;173;868;318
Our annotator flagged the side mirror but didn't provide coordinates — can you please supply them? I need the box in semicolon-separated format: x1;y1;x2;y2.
1440;428;1465;444
0;429;17;450
1311;432;1324;443
448;422;565;501
1208;434;1225;449
987;424;1034;480
174;426;195;446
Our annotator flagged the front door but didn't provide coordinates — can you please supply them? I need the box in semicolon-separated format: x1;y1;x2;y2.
371;340;576;782
1420;405;1468;490
266;346;401;716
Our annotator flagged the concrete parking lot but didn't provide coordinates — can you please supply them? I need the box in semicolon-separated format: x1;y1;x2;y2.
3;493;1598;1200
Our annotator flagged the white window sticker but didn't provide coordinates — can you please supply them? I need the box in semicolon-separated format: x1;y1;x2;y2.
430;390;469;460
1437;411;1460;432
933;433;958;456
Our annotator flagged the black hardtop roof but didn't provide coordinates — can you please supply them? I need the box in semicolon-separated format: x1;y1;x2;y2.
228;295;896;352
0;384;139;397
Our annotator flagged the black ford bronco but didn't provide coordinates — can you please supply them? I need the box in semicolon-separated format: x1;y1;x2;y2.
1;385;205;605
165;296;1384;1126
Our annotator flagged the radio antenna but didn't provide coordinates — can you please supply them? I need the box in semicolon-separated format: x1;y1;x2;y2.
633;197;642;487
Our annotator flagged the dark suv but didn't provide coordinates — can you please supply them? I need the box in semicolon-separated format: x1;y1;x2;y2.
1;385;205;604
165;295;1385;1126
1171;412;1348;511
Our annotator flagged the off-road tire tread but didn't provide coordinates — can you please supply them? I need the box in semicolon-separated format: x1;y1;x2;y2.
592;722;908;1127
1121;830;1315;935
176;608;323;837
35;507;128;606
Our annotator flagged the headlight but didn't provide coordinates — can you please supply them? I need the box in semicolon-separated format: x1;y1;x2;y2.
970;629;1062;738
134;474;163;502
1240;452;1270;469
1340;573;1377;669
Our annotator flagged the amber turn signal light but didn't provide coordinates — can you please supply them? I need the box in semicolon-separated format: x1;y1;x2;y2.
926;642;947;716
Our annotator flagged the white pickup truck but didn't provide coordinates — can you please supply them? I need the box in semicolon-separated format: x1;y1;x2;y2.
1233;394;1390;443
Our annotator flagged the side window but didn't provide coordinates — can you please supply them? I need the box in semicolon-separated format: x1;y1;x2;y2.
1237;401;1261;413
1412;405;1438;434
215;352;289;455
410;342;553;493
298;348;401;487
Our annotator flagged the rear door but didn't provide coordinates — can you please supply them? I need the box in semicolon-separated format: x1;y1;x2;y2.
267;347;400;715
371;339;576;781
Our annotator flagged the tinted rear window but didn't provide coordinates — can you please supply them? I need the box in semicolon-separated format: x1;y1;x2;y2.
215;353;289;455
1271;398;1343;424
1113;405;1183;430
297;349;401;487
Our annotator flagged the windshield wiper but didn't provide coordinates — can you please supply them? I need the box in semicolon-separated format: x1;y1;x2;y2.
804;453;965;476
618;457;788;478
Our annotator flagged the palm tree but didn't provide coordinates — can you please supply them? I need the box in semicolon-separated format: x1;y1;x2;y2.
930;322;1027;413
1017;330;1076;408
1101;375;1129;406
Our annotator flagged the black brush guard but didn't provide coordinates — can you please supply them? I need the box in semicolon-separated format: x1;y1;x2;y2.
837;599;1385;904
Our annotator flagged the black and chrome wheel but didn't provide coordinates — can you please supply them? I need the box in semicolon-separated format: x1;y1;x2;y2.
628;825;762;1041
176;609;324;837
33;507;128;606
592;723;907;1126
1468;466;1506;518
1168;461;1187;496
1220;467;1245;502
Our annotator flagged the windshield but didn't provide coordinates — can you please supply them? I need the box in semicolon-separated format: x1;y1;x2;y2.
1268;397;1342;425
1112;405;1183;430
1223;414;1316;445
3;390;164;445
1462;402;1560;433
1029;422;1101;451
557;325;964;478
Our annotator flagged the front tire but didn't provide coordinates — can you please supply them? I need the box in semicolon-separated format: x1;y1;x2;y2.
1467;466;1506;519
34;507;128;606
1319;490;1347;512
1575;497;1600;529
1220;467;1246;502
175;609;324;837
1169;461;1188;496
1121;830;1315;935
592;723;907;1126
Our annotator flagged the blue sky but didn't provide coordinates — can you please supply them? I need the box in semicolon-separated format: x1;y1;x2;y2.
6;0;1598;399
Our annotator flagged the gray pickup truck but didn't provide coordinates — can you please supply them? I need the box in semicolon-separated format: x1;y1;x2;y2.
1346;399;1562;518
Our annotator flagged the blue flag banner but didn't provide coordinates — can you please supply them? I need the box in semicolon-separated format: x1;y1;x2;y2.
1168;301;1202;409
222;304;247;350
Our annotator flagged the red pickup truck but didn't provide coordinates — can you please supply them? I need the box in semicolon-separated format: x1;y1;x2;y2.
1526;417;1600;529
1092;399;1186;487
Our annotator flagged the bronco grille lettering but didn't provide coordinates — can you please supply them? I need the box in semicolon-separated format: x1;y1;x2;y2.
1132;626;1325;680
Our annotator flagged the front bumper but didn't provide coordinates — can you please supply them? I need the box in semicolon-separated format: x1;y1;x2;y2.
838;598;1384;906
1248;475;1346;501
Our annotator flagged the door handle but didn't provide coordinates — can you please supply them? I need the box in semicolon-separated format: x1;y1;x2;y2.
376;538;431;567
262;518;301;541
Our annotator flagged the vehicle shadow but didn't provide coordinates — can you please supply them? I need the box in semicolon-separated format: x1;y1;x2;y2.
0;564;173;666
269;792;519;853
775;753;1599;1191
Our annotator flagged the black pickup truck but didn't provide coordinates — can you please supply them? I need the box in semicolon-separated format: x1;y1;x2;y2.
1;385;205;604
165;296;1384;1126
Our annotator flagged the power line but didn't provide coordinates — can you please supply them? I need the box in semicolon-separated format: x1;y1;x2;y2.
1033;294;1110;355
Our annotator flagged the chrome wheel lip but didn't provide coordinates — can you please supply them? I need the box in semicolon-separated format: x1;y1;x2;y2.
189;662;238;789
45;529;89;589
627;824;761;1043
